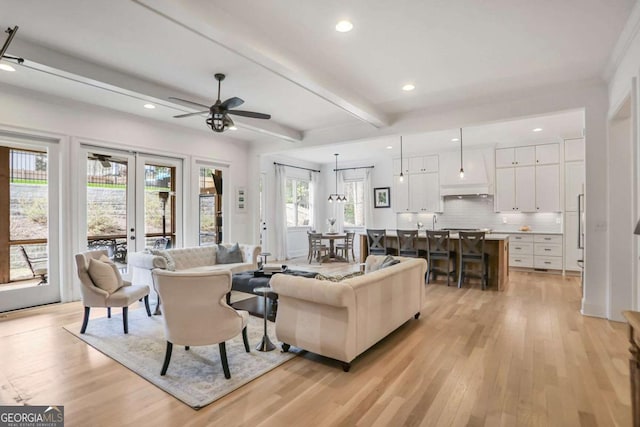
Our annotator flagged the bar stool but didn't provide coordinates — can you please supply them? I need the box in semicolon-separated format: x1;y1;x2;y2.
458;231;489;290
396;230;426;258
425;230;456;286
366;229;396;256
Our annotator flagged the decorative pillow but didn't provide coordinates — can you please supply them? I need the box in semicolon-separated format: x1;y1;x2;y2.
98;254;124;289
314;271;364;282
217;243;243;264
150;249;176;271
380;255;401;269
88;257;121;294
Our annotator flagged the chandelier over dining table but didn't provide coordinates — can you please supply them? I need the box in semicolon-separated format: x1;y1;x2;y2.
328;153;347;203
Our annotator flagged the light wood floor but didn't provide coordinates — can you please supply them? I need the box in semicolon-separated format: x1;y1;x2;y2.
0;261;631;426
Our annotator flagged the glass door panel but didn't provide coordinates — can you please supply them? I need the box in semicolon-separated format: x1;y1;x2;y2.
198;166;221;245
143;163;176;249
0;139;60;312
86;153;133;271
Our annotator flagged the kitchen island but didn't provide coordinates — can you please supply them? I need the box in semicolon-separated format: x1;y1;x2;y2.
359;231;509;291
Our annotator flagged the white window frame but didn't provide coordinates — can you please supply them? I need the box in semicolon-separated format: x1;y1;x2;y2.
343;178;365;228
286;176;311;228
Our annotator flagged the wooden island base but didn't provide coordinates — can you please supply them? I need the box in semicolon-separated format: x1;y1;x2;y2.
359;233;509;291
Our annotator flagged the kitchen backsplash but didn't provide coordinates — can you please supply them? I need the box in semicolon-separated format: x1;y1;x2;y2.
396;196;563;233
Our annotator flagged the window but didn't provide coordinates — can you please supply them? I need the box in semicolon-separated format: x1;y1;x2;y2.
198;167;221;245
286;178;310;227
343;180;364;227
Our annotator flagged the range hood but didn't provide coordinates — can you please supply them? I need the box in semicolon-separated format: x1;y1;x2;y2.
439;148;494;196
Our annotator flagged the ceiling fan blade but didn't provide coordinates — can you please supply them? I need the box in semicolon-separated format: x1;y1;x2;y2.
220;97;244;110
173;111;209;119
168;97;210;110
227;110;271;120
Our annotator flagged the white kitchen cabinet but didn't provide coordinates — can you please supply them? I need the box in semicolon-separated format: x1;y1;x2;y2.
495;166;535;212
508;233;563;271
564;211;582;271
565;161;584;211
496;168;516;211
393;175;410;212
409;172;440;212
535;164;560;211
496;148;515;168
408;155;438;174
515;166;536;212
535;144;560;165
496;146;535;168
565;138;585;162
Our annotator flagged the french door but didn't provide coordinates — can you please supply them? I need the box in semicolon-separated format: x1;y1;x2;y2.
0;136;61;312
80;145;182;268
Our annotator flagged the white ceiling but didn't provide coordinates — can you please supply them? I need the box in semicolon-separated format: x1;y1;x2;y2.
0;0;634;149
280;109;585;164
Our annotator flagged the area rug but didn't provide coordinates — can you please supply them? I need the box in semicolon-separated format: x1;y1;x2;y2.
64;309;297;409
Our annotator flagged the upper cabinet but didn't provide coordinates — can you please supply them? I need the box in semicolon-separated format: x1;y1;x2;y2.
495;146;535;167
408;155;438;174
495;143;561;212
535;144;560;165
393;155;441;213
565;138;585;162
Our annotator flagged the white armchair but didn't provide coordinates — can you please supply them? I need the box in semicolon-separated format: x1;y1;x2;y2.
152;269;250;379
75;250;151;334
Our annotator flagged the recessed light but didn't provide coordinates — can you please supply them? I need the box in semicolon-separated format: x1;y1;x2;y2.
0;63;16;72
532;127;543;132
335;20;353;32
451;138;459;142
229;126;238;131
143;103;156;109
386;145;393;149
402;84;415;91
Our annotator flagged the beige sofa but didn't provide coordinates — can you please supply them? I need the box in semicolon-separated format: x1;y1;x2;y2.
270;255;427;371
128;244;261;311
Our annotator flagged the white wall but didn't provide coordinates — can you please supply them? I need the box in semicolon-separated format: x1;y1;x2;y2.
606;6;640;319
0;82;252;302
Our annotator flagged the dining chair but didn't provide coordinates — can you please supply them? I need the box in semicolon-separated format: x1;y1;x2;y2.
308;232;328;263
458;232;489;290
425;230;456;286
336;231;356;262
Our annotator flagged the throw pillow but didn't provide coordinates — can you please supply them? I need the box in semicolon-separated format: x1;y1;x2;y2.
150;249;176;271
88;257;120;294
314;271;364;282
380;255;401;269
98;254;124;289
217;243;243;264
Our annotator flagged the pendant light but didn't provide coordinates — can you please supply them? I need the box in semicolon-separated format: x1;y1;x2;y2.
459;128;465;179
328;153;347;203
399;136;405;182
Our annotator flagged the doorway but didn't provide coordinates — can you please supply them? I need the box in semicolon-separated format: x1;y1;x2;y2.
79;145;182;269
0;138;61;312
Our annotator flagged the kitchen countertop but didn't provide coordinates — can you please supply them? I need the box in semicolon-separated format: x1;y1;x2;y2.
359;231;510;241
491;230;562;235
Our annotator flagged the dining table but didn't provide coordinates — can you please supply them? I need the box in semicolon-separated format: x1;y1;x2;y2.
319;233;347;263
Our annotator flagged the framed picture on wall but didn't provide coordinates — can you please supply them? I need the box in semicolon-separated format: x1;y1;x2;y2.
236;187;247;212
374;187;391;208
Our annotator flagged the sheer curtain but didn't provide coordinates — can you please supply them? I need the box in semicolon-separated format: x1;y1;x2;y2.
363;169;374;228
310;170;320;231
274;165;288;260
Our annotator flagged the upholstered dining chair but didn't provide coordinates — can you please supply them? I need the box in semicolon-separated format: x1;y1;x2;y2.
152;269;251;379
75;250;151;334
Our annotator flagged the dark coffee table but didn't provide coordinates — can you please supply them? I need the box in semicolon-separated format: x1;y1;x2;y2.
230;269;316;321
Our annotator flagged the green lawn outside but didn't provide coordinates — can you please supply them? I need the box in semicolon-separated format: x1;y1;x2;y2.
10;179;170;191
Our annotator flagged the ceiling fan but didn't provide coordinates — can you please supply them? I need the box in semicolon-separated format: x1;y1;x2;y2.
170;73;271;133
